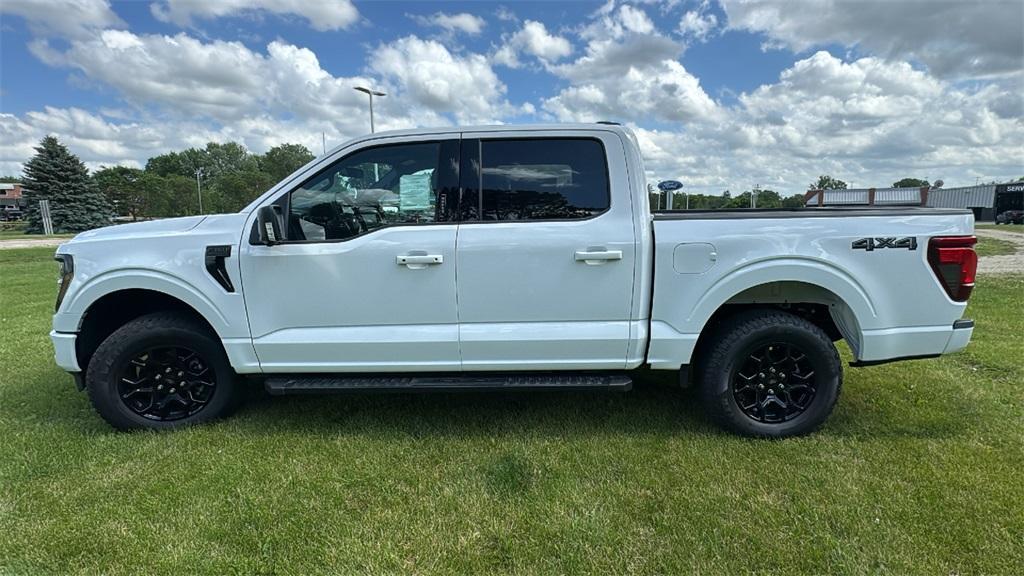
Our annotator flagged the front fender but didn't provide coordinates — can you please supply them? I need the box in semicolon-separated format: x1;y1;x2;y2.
54;268;233;337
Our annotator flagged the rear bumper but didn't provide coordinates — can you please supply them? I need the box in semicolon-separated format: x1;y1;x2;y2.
50;330;81;372
851;319;973;366
943;319;974;354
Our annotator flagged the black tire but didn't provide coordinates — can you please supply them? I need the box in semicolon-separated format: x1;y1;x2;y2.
85;312;241;431
698;309;842;438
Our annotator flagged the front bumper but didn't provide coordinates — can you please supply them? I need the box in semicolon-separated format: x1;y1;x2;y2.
50;330;81;372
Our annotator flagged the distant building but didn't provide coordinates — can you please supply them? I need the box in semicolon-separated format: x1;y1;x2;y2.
0;182;25;208
804;181;1024;222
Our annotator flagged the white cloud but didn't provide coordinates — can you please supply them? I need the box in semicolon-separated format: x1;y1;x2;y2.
411;12;486;35
721;0;1024;78
495;6;517;22
543;3;719;124
3;0;1020;196
60;31;267;119
616;4;655;35
635;51;1024;192
371;36;516;124
150;0;359;31
0;0;124;38
544;58;720;123
582;3;657;41
679;8;718;41
493;20;572;68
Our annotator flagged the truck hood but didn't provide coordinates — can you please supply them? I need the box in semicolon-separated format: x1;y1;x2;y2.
68;215;207;244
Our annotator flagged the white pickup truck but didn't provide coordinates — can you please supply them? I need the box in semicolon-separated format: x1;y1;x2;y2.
50;124;978;437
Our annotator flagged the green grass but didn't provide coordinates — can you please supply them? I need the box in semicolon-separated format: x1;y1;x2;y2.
0;219;80;240
977;223;1024;234
975;235;1019;257
1;247;1022;575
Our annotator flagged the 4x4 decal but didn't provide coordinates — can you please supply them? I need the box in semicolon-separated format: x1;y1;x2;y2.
852;237;918;251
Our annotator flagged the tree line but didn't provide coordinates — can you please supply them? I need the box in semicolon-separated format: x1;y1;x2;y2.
11;135;1010;234
11;136;315;233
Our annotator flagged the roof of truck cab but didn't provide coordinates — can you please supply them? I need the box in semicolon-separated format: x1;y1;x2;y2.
333;123;633;149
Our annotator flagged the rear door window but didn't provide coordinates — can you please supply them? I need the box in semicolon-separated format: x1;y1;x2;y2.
460;138;610;221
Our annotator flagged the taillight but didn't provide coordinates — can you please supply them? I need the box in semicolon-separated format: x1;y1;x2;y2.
927;236;977;301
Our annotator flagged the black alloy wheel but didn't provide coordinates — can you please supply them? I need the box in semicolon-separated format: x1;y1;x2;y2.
731;342;817;423
118;346;217;421
698;309;842;438
86;312;241;431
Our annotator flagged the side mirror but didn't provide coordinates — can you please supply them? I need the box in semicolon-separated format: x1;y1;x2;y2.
256;205;283;245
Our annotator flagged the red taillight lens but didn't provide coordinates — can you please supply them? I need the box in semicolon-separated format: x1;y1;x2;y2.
927;236;977;301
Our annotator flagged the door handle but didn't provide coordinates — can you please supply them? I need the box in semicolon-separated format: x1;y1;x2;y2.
397;254;443;268
574;249;623;264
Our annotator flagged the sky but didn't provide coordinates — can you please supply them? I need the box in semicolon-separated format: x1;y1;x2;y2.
0;0;1022;195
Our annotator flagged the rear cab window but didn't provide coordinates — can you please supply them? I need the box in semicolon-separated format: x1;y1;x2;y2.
460;138;611;222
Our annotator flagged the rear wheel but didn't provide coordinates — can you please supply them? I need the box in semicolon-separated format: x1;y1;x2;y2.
698;309;842;437
85;312;240;431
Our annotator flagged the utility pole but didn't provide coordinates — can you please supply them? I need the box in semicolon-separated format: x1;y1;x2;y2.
322;132;326;155
354;86;386;133
752;183;759;209
195;168;204;214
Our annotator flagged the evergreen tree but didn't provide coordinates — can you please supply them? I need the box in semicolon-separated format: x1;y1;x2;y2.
21;136;112;233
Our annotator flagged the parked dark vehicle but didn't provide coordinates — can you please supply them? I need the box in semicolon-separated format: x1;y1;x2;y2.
1;207;23;221
995;210;1023;225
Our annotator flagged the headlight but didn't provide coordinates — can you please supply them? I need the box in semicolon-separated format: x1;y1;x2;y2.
54;254;74;312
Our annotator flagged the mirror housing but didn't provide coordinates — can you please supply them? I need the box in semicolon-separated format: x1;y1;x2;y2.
256;205;283;245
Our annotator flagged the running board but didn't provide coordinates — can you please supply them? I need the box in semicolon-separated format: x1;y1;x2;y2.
265;374;633;395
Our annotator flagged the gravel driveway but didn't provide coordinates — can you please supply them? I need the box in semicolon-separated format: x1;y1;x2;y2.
0;237;68;250
975;228;1024;275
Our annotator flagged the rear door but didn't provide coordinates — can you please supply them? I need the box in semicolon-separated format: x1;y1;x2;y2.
455;131;636;370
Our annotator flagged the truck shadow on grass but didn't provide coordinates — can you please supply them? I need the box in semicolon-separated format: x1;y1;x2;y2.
234;378;711;439
226;372;976;441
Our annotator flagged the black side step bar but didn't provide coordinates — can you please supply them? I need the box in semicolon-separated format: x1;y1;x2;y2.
265;374;633;395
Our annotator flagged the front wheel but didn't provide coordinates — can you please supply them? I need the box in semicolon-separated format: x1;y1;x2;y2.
698;309;842;438
85;312;241;431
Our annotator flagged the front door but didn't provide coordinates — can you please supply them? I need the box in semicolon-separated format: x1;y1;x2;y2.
239;137;462;372
455;133;637;370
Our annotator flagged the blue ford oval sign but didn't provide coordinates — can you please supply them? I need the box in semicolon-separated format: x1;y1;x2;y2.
658;180;683;191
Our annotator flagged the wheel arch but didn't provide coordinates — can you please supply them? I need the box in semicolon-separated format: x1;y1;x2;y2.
653;258;877;369
73;287;224;374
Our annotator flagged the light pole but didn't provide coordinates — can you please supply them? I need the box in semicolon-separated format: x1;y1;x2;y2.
194;168;204;214
354;86;386;133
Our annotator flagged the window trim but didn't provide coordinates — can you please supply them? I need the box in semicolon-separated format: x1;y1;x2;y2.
266;139;458;245
459;136;613;225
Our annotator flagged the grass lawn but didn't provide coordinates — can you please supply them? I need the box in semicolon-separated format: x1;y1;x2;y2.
975;235;1018;257
0;228;76;241
977;223;1024;234
1;247;1022;574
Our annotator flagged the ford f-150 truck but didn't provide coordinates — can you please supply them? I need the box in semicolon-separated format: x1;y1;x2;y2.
50;124;978;437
